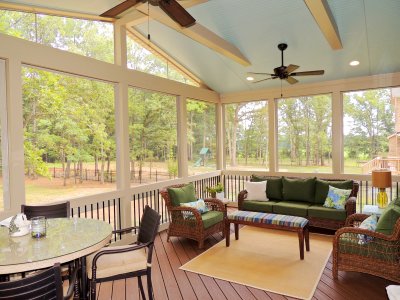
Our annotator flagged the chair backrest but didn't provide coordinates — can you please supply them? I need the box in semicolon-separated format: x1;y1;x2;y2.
21;201;71;220
0;263;63;300
138;205;161;245
160;183;191;209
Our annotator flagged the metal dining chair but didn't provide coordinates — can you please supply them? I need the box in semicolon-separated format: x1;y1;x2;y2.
21;201;71;219
0;263;77;300
87;205;161;300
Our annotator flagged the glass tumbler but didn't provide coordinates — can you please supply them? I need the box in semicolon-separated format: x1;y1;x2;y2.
31;216;46;238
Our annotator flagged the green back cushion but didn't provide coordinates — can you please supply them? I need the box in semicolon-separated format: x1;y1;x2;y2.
250;175;283;200
314;179;354;204
282;177;316;203
167;183;197;206
376;202;400;235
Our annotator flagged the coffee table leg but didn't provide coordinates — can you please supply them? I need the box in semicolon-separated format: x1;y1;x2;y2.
234;223;239;240
298;230;304;260
305;226;310;251
80;256;88;300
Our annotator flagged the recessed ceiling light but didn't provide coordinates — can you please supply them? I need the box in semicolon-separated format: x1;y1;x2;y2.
349;60;360;66
246;76;254;81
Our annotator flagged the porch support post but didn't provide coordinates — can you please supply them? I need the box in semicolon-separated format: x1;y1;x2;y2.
177;95;188;178
216;101;224;170
332;91;343;174
268;98;277;173
114;22;131;228
5;58;25;213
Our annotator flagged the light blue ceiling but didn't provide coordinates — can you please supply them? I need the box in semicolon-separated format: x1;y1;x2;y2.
4;0;400;94
135;0;400;93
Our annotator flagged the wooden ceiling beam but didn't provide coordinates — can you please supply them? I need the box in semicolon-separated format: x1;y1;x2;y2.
304;0;342;50
134;5;251;66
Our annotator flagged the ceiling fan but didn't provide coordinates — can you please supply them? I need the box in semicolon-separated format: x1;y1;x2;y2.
248;43;324;84
100;0;196;28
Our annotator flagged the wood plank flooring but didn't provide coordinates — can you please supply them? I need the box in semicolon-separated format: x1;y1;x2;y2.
96;229;394;300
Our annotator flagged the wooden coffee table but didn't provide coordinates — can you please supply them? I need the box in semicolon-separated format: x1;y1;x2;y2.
226;211;310;259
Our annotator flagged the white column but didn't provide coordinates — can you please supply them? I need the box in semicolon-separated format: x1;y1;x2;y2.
332;91;343;174
114;23;127;67
177;95;188;178
6;58;25;213
216;101;224;170
268;98;277;173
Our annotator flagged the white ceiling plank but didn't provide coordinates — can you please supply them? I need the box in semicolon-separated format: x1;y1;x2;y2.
135;5;251;66
304;0;343;50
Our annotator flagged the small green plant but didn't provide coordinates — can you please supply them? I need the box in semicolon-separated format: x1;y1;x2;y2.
206;182;224;194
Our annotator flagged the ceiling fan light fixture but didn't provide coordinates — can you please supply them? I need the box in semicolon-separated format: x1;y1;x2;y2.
349;60;360;66
246;76;254;81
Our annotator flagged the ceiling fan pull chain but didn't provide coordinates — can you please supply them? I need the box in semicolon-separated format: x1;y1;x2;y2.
147;2;151;41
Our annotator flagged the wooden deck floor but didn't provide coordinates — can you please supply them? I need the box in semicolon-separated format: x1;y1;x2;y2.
96;229;394;300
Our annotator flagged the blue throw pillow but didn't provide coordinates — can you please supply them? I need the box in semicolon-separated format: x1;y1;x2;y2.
181;199;209;214
358;214;378;245
323;185;351;209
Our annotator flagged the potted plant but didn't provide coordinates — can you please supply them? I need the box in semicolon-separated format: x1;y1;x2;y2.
206;182;224;200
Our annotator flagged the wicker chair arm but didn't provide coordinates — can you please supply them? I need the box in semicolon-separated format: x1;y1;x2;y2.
204;198;225;212
344;213;370;226
334;226;394;242
345;196;357;216
238;190;248;210
168;206;203;223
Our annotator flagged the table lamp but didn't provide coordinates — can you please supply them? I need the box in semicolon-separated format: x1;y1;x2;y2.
372;169;392;208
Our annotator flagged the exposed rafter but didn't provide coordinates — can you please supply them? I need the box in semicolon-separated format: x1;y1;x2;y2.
304;0;342;50
134;5;251;66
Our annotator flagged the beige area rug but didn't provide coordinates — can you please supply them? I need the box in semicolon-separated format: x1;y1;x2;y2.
180;226;332;300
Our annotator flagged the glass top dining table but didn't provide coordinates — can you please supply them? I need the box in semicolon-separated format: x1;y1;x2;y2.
0;217;113;275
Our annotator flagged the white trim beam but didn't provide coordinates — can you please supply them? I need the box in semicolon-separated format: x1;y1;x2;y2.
304;0;342;50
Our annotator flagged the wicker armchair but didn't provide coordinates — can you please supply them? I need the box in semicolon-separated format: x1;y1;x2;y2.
160;183;226;249
333;213;400;282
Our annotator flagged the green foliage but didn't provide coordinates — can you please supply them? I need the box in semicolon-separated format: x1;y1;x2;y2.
206;182;224;193
24;140;50;178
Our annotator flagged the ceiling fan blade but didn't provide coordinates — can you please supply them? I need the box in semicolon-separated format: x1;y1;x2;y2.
247;72;275;76
100;0;140;17
291;70;325;76
286;76;299;84
253;77;273;83
159;0;196;27
286;64;299;73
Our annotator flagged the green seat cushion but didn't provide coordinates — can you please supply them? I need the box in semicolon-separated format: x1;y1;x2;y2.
250;175;283;200
242;200;278;213
273;201;311;217
201;210;224;229
167;183;197;207
314;179;354;204
282;177;316;203
308;204;347;221
376;203;400;235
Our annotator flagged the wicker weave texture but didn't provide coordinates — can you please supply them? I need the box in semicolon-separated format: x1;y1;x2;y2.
160;184;226;249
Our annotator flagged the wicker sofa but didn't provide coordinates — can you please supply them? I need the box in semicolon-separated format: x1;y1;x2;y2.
238;175;359;230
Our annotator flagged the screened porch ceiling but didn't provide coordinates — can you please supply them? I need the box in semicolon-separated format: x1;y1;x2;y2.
2;0;400;94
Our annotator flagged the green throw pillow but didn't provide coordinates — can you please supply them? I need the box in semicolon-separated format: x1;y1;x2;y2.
323;185;351;209
376;203;400;235
282;177;316;203
314;179;354;204
167;183;197;206
250;175;283;200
